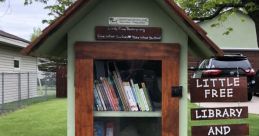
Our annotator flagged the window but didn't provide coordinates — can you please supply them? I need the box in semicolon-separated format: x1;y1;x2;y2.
14;57;21;70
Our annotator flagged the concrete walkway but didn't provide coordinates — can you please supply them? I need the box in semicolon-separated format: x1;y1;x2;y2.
195;96;259;114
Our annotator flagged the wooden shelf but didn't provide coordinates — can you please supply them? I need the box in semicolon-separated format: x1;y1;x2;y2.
94;111;161;117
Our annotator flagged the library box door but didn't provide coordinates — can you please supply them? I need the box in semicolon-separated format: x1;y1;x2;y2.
75;42;180;136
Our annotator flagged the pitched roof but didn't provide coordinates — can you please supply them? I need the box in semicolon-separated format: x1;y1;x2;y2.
22;0;223;56
0;30;29;43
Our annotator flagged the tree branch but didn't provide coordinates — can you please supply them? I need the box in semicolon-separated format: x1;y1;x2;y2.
192;4;245;21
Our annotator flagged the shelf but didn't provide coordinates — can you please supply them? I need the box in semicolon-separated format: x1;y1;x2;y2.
94;111;161;117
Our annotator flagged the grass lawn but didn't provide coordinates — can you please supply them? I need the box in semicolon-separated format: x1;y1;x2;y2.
0;99;67;136
188;102;259;136
0;99;258;136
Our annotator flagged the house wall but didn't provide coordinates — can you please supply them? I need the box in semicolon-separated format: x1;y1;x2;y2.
0;46;38;104
67;0;189;135
199;11;258;49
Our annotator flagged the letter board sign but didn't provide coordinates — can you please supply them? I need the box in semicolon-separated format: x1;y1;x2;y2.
95;26;162;41
191;107;248;120
192;124;249;136
190;77;247;102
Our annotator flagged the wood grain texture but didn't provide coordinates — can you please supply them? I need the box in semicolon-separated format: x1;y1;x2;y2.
75;42;180;136
75;42;179;60
75;58;93;136
162;57;179;136
192;124;249;136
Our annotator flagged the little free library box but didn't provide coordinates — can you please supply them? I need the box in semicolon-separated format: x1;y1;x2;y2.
22;0;224;136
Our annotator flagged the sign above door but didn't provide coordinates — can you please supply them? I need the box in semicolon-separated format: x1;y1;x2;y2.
108;17;149;26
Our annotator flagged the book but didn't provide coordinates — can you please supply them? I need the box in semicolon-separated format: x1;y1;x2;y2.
108;76;124;111
141;82;153;111
105;122;114;136
113;71;130;111
100;77;117;111
139;87;149;111
94;121;105;136
97;81;112;111
94;85;104;111
112;73;128;111
134;83;145;111
123;82;138;111
95;81;107;111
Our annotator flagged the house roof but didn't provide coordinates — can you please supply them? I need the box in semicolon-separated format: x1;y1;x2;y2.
0;30;30;48
0;30;29;43
22;0;223;56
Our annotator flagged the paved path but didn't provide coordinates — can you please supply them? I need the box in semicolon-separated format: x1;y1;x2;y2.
195;96;259;114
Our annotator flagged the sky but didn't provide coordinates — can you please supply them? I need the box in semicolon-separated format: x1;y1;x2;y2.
0;0;52;41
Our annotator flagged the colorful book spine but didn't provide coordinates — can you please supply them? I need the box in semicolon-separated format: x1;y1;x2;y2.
139;88;149;111
123;82;139;111
95;81;107;111
97;82;112;111
129;79;140;110
134;83;145;111
94;121;105;136
141;82;153;111
105;122;114;136
100;77;116;111
94;85;103;111
108;77;124;111
113;71;130;111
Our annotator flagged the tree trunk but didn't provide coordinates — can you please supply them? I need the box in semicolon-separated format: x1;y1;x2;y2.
249;11;259;48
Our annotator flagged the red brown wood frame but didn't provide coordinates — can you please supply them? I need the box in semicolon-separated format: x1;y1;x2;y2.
75;42;180;136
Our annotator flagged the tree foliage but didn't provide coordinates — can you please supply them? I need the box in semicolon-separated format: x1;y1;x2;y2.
175;0;259;20
24;0;73;24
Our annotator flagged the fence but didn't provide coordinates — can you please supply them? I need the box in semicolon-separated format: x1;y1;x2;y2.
0;72;56;114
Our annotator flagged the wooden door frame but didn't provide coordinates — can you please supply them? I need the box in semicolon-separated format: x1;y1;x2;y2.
74;42;180;136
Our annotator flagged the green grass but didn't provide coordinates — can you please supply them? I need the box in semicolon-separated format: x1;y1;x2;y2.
0;99;67;136
188;102;259;136
1;99;258;136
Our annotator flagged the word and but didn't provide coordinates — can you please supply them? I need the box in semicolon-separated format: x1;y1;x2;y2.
208;126;230;136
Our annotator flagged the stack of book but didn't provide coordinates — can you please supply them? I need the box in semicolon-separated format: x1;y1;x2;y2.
93;63;153;112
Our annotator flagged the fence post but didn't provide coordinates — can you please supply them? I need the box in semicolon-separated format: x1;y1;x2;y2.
1;73;4;112
28;73;30;99
18;73;21;108
45;78;48;100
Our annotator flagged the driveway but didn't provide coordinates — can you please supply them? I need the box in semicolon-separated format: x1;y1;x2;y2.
195;96;259;114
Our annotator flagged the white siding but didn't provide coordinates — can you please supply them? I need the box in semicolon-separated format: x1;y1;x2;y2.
0;47;38;104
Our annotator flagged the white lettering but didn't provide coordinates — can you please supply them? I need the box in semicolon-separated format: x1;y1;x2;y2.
218;78;226;87
210;78;217;87
227;78;233;86
220;89;226;97
203;79;209;87
208;127;215;135
236;108;243;117
229;108;236;117
224;126;231;135
208;109;215;118
227;88;233;97
234;78;240;86
196;79;202;88
195;110;201;119
205;89;211;98
212;89;218;98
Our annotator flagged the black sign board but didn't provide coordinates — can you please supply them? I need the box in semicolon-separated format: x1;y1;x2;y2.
95;26;162;41
191;107;248;120
190;77;247;102
192;124;249;136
